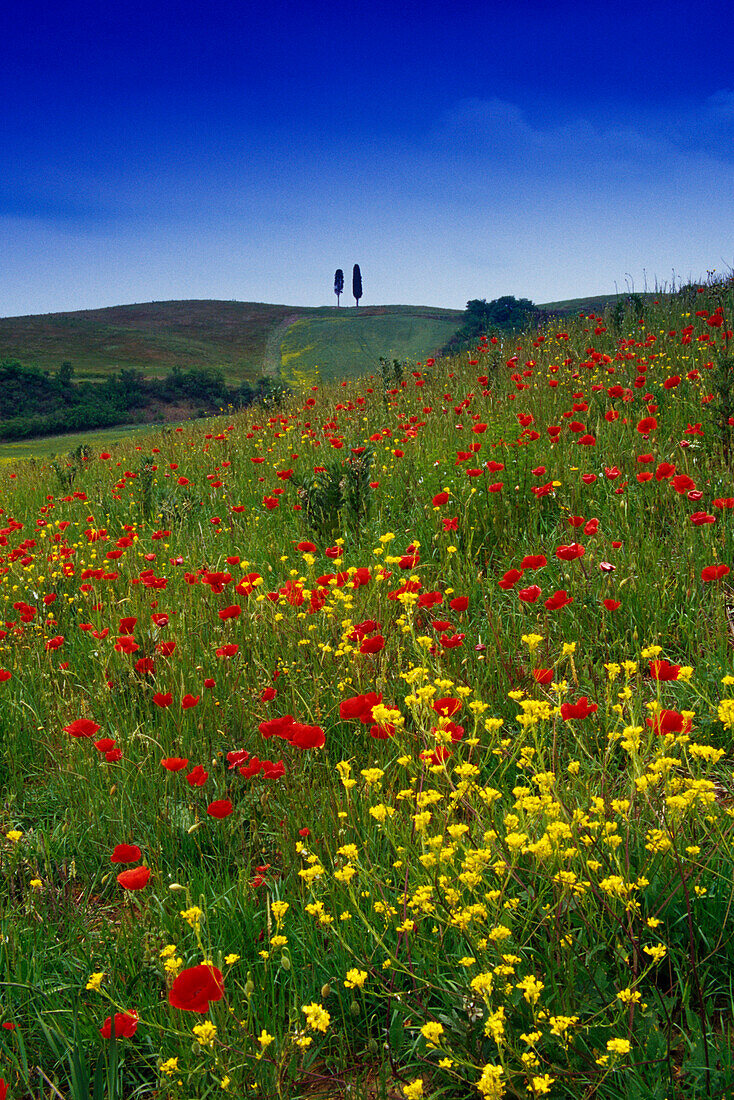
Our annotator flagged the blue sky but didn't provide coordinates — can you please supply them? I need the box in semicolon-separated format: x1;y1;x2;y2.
2;0;733;316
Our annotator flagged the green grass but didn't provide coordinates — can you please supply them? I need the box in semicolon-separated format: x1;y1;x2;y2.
0;420;195;462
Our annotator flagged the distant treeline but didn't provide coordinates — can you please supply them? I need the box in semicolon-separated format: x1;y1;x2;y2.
440;296;541;356
0;361;285;440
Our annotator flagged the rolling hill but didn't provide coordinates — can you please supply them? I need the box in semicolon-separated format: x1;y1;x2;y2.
0;301;464;385
0;292;635;388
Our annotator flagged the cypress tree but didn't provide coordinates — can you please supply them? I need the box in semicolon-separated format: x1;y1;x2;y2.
352;264;362;307
334;269;344;306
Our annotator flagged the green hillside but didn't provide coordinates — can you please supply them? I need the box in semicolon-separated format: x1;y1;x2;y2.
0;300;463;384
0;293;644;393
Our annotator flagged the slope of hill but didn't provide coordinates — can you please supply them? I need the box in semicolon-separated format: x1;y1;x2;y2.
0;301;463;383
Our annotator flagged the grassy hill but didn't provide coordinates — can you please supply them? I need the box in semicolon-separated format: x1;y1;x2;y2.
0;292;639;389
0;300;464;384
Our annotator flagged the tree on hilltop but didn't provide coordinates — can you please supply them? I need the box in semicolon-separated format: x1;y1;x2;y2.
352;264;362;307
334;269;344;306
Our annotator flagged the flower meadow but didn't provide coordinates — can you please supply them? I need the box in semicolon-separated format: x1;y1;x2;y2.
1;283;734;1099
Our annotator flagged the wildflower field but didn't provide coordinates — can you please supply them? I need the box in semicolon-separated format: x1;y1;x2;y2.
2;281;734;1100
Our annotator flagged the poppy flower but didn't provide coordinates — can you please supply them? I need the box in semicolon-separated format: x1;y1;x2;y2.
289;723;326;749
153;692;173;708
207;799;234;819
521;555;546;570
560;697;598;721
218;605;242;621
449;596;469;611
259;715;296;739
499;568;524;590
161;757;189;771
518;585;542;603
116;866;150;890
532;668;554;684
555;543;585;562
432;492;449;506
646;709;692;735
216;644;239;658
340;692;382;723
0;670;11;682
650;660;681;681
181;694;200;709
545;589;574;611
702;564;730;581
603;598;621;611
169;964;225;1013
260;686;277;702
432;697;461;717
690;512;715;526
94;738;116;752
99;1010;139;1039
64;718;101;738
360;635;385;654
111;843;142;863
186;765;209;787
637;416;657;433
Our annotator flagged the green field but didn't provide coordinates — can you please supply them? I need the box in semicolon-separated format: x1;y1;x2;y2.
277;307;462;385
0;420;193;462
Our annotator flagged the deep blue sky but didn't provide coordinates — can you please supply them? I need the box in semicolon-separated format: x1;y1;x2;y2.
2;0;733;315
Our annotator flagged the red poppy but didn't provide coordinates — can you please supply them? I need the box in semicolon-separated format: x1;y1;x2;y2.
499;568;524;590
520;555;546;570
186;765;209;787
545;589;574;611
116;866;150;890
207;799;234;819
289;723;326;749
518;585;542;603
153;692;173;708
560;697;598;721
340;692;382;723
690;512;715;526
432;697;461;717
259;715;296;739
432;492;449;506
260;686;277;702
64;718;101;738
360;635;385;654
702;564;730;581
111;843;142;863
181;694;200;709
99;1010;139;1039
655;462;676;481
637;416;657;433
216;644;239;658
0;670;10;682
169;964;225;1013
449;596;469;611
555;543;585;562
650;660;681;681
603;598;621;611
161;757;189;771
646;709;692;735
94;738;116;752
218;605;242;621
532;668;554;684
